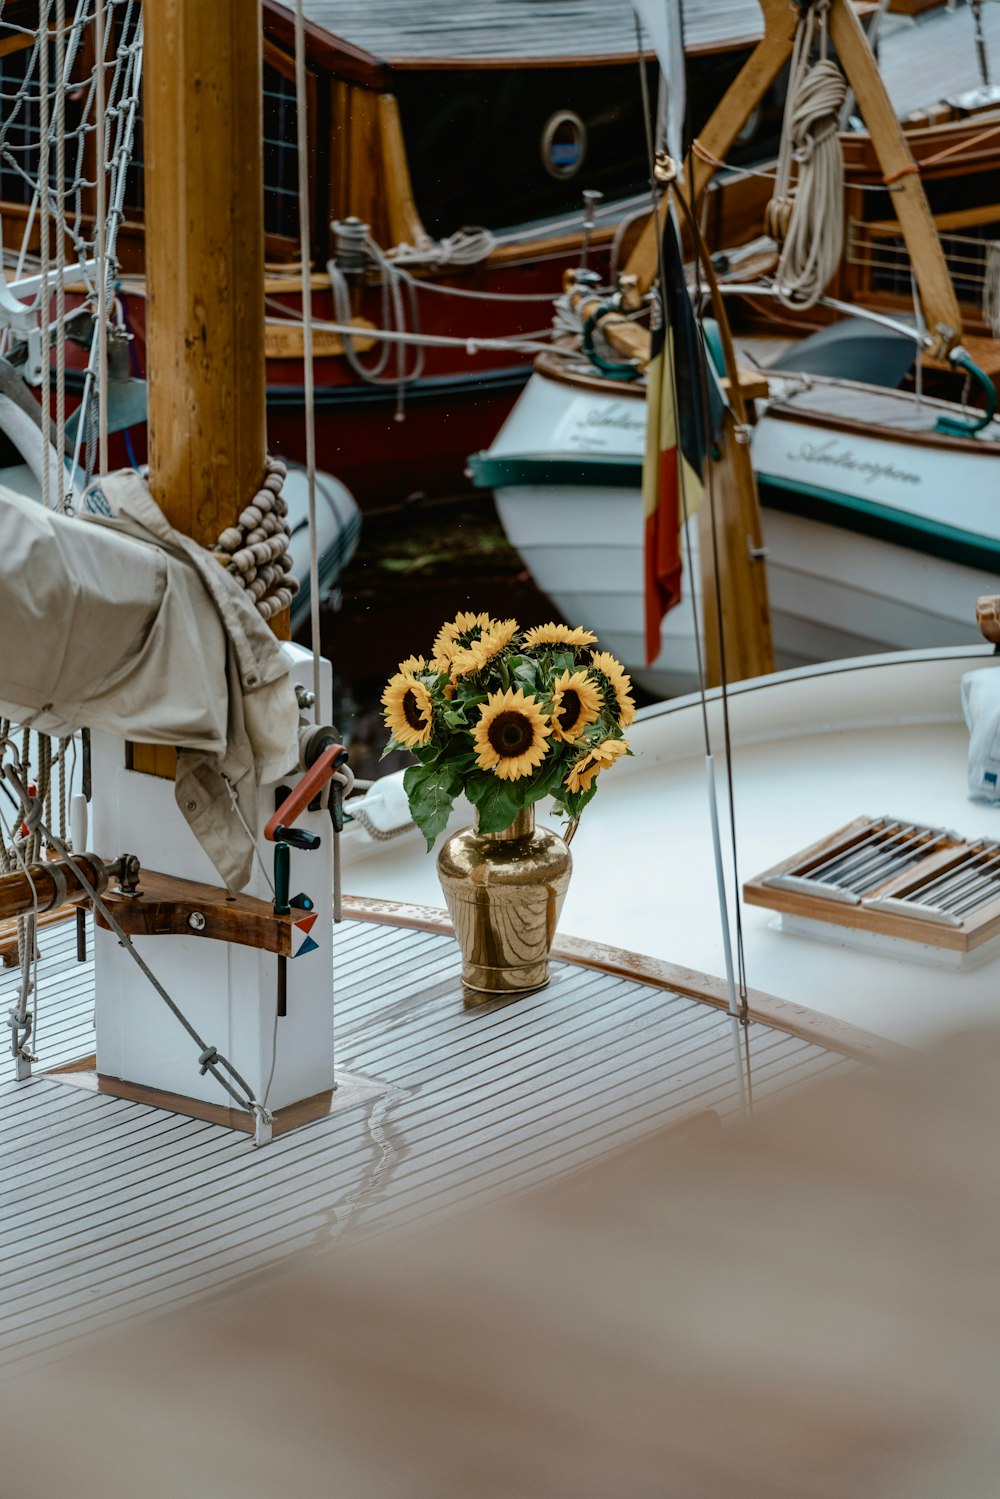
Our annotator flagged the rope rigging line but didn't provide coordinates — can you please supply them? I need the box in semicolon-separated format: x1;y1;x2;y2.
0;0;143;497
35;819;273;1132
767;0;846;310
293;0;322;720
264;299;561;359
634;19;752;1116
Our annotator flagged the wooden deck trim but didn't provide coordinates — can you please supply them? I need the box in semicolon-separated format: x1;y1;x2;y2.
340;895;902;1065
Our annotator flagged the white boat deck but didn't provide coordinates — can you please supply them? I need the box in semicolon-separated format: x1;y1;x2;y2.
343;649;1000;1047
0;912;859;1375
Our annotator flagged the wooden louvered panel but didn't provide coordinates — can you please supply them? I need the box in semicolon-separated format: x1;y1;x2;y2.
745;816;1000;953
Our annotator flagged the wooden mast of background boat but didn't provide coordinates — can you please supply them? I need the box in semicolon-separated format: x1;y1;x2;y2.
625;0;964;357
135;0;279;775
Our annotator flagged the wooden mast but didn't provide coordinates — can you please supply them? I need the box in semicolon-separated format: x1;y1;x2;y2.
144;0;267;548
136;0;278;775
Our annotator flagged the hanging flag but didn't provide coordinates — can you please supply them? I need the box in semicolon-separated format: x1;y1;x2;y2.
629;0;687;163
642;208;724;665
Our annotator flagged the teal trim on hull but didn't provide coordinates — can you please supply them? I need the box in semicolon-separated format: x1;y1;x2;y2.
758;474;1000;573
471;446;1000;574
468;450;642;491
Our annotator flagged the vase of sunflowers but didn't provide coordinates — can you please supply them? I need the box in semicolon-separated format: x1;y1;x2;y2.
381;612;634;994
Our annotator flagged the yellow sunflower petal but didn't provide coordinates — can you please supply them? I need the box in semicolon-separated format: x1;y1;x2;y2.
472;687;550;781
550;669;602;744
564;736;628;794
397;654;427;676
431;611;496;665
589;651;636;729
522;622;598;650
382;673;434;748
450;619;519;680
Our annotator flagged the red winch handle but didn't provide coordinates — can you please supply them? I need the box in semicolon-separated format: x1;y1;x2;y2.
264;742;349;843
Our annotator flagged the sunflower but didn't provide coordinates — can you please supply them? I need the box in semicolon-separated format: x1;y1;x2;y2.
431;611;496;667
589;651;636;729
522;622;598;651
472;688;550;780
549;669;601;744
450;619;519;680
565;736;629;794
397;654;427;676
381;672;434;748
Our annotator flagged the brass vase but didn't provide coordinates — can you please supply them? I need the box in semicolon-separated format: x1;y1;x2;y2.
437;805;574;995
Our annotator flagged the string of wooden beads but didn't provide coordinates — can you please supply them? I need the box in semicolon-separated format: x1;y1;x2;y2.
213;456;299;621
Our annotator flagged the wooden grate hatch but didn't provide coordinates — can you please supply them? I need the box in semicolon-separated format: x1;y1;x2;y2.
744;816;1000;954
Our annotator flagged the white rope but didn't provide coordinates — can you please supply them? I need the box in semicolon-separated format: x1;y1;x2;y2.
768;0;846;311
292;0;321;720
38;4;52;510
266;303;558;359
54;0;68;506
93;0;109;475
0;2;143;499
388;226;497;269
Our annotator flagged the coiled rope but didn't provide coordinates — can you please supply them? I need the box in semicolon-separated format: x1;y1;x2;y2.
214;455;298;622
387;226;497;270
766;0;846;310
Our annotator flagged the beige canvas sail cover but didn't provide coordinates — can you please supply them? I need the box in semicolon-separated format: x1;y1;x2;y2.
0;472;300;890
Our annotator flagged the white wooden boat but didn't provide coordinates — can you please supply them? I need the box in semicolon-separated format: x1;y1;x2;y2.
470;354;1000;696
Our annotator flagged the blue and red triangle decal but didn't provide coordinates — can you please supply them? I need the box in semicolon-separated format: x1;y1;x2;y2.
292;911;319;958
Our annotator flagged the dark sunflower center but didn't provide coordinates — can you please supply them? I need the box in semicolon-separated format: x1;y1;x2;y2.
402;688;424;730
488;710;533;758
556;689;582;731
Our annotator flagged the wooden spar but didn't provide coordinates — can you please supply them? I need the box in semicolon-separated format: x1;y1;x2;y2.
0;855;110;924
624;0;964;355
144;0;269;556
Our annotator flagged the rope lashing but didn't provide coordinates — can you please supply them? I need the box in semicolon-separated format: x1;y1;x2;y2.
213;456;298;622
984;243;1000;339
766;0;846;310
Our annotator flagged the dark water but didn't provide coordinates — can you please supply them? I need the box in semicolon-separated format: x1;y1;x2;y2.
307;493;569;780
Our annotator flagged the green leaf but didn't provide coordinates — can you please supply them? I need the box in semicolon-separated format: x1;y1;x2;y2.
403;763;462;850
562;781;599;821
524;750;569;804
464;771;524;834
510;657;539;694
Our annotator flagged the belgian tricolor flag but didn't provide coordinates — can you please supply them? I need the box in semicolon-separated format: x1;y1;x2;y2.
642;209;723;665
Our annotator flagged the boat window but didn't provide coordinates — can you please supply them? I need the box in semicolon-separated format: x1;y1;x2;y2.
0;37;85;208
81;50;310;252
263;61;299;241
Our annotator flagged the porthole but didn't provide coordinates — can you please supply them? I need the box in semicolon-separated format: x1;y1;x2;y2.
541;109;587;180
